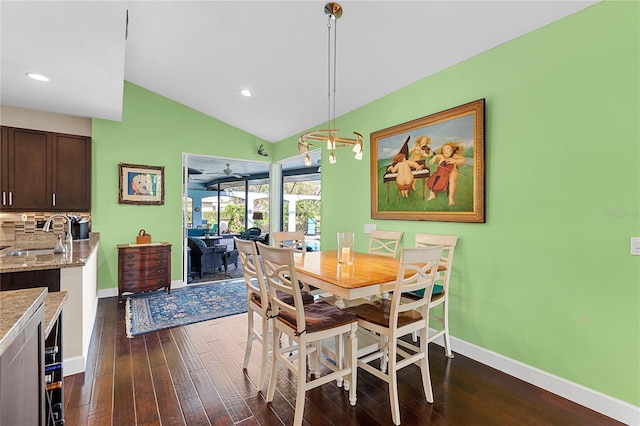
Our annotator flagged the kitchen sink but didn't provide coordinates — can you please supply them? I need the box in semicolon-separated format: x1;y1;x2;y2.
2;248;55;257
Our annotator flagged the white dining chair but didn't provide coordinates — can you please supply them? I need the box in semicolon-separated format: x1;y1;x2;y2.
272;230;327;296
235;237;271;390
272;231;306;253
345;245;443;425
258;242;358;426
409;233;459;358
368;230;404;258
235;237;313;390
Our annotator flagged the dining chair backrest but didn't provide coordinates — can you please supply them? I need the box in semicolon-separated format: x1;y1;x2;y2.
414;233;458;291
389;246;444;328
368;229;404;258
235;237;269;316
272;231;306;253
257;242;306;335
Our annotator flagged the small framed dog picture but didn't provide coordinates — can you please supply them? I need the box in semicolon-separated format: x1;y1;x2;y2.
118;163;165;205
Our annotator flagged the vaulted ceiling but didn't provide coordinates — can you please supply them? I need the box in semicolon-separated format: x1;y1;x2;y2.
1;1;598;144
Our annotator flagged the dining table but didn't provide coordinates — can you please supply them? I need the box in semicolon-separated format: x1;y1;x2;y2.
294;249;447;308
294;250;401;308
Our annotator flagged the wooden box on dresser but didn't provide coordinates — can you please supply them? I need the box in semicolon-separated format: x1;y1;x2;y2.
117;243;171;299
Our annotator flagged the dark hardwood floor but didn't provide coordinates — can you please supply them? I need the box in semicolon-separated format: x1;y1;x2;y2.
63;296;621;425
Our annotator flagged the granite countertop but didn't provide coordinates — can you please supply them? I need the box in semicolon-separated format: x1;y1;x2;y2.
44;291;68;337
0;233;100;273
0;287;48;354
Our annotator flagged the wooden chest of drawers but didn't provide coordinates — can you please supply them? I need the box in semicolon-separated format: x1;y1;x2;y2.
117;243;171;299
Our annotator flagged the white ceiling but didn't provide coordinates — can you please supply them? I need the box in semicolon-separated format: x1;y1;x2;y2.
1;0;598;145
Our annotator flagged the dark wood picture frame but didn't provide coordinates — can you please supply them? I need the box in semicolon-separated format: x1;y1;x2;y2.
118;163;165;205
370;99;485;223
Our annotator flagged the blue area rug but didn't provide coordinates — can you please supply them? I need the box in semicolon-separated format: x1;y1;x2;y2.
125;279;247;337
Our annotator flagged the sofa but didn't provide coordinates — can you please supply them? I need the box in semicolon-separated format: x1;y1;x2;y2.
187;237;226;278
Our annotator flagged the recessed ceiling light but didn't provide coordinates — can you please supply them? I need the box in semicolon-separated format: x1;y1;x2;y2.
26;73;49;82
239;89;252;97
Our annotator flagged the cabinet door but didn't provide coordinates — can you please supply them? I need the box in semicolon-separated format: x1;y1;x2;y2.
6;127;51;210
1;126;8;208
52;133;91;211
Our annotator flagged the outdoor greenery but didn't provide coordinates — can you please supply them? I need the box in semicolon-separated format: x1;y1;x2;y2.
283;181;321;234
190;179;320;235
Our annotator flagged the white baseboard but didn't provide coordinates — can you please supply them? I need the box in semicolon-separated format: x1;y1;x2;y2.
63;355;86;377
439;333;640;425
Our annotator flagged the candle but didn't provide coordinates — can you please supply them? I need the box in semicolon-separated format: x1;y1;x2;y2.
341;247;351;262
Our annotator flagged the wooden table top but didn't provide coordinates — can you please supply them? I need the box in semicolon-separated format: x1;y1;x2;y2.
293;250;447;305
294;250;400;290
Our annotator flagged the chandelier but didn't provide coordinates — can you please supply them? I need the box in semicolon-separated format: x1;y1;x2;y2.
298;2;363;166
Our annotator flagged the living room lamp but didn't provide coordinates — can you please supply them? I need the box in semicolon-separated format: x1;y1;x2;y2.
298;2;363;166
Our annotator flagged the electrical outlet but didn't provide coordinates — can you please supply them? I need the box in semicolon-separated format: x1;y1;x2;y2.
36;220;46;229
631;237;640;256
364;224;376;233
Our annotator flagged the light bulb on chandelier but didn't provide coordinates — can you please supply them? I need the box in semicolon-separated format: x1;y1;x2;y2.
298;2;363;165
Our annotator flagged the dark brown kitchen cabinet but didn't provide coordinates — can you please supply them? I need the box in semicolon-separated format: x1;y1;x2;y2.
52;133;91;210
0;126;91;211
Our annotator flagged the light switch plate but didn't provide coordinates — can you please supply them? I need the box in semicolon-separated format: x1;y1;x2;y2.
631;237;640;256
364;224;376;234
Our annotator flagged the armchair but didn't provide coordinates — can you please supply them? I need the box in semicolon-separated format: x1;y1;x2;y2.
218;237;239;271
241;227;269;245
240;227;261;239
188;237;226;278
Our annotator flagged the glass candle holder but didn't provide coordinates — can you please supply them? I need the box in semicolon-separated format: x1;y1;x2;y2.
337;232;355;264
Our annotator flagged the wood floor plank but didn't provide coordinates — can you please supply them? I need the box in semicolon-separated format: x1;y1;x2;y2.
151;363;187;425
180;395;211;426
144;330;167;368
112;326;136;426
189;368;235;426
200;342;254;423
130;335;161;425
241;392;286;426
182;323;212;354
87;373;113;425
171;326;205;371
158;328;199;401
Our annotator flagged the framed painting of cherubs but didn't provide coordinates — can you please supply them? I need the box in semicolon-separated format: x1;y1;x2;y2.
118;163;165;205
370;99;485;223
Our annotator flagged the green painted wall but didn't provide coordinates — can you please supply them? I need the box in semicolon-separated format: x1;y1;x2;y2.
92;82;269;294
274;1;640;406
93;1;638;408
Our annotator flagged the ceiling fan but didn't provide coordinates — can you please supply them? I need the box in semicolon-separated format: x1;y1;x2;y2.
214;163;246;179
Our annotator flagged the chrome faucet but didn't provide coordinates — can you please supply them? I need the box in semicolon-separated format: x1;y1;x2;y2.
43;214;73;244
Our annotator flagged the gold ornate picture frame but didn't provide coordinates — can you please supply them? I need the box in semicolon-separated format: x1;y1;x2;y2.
370;99;485;223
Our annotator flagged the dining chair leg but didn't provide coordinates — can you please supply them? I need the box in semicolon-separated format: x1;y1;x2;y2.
442;301;454;358
257;315;270;389
266;327;280;402
335;335;344;388
243;309;255;370
420;327;434;403
312;341;322;377
388;343;401;425
380;335;389;374
294;338;308;426
348;327;357;406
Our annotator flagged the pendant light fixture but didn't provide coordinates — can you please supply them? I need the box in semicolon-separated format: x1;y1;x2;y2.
298;2;363;165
